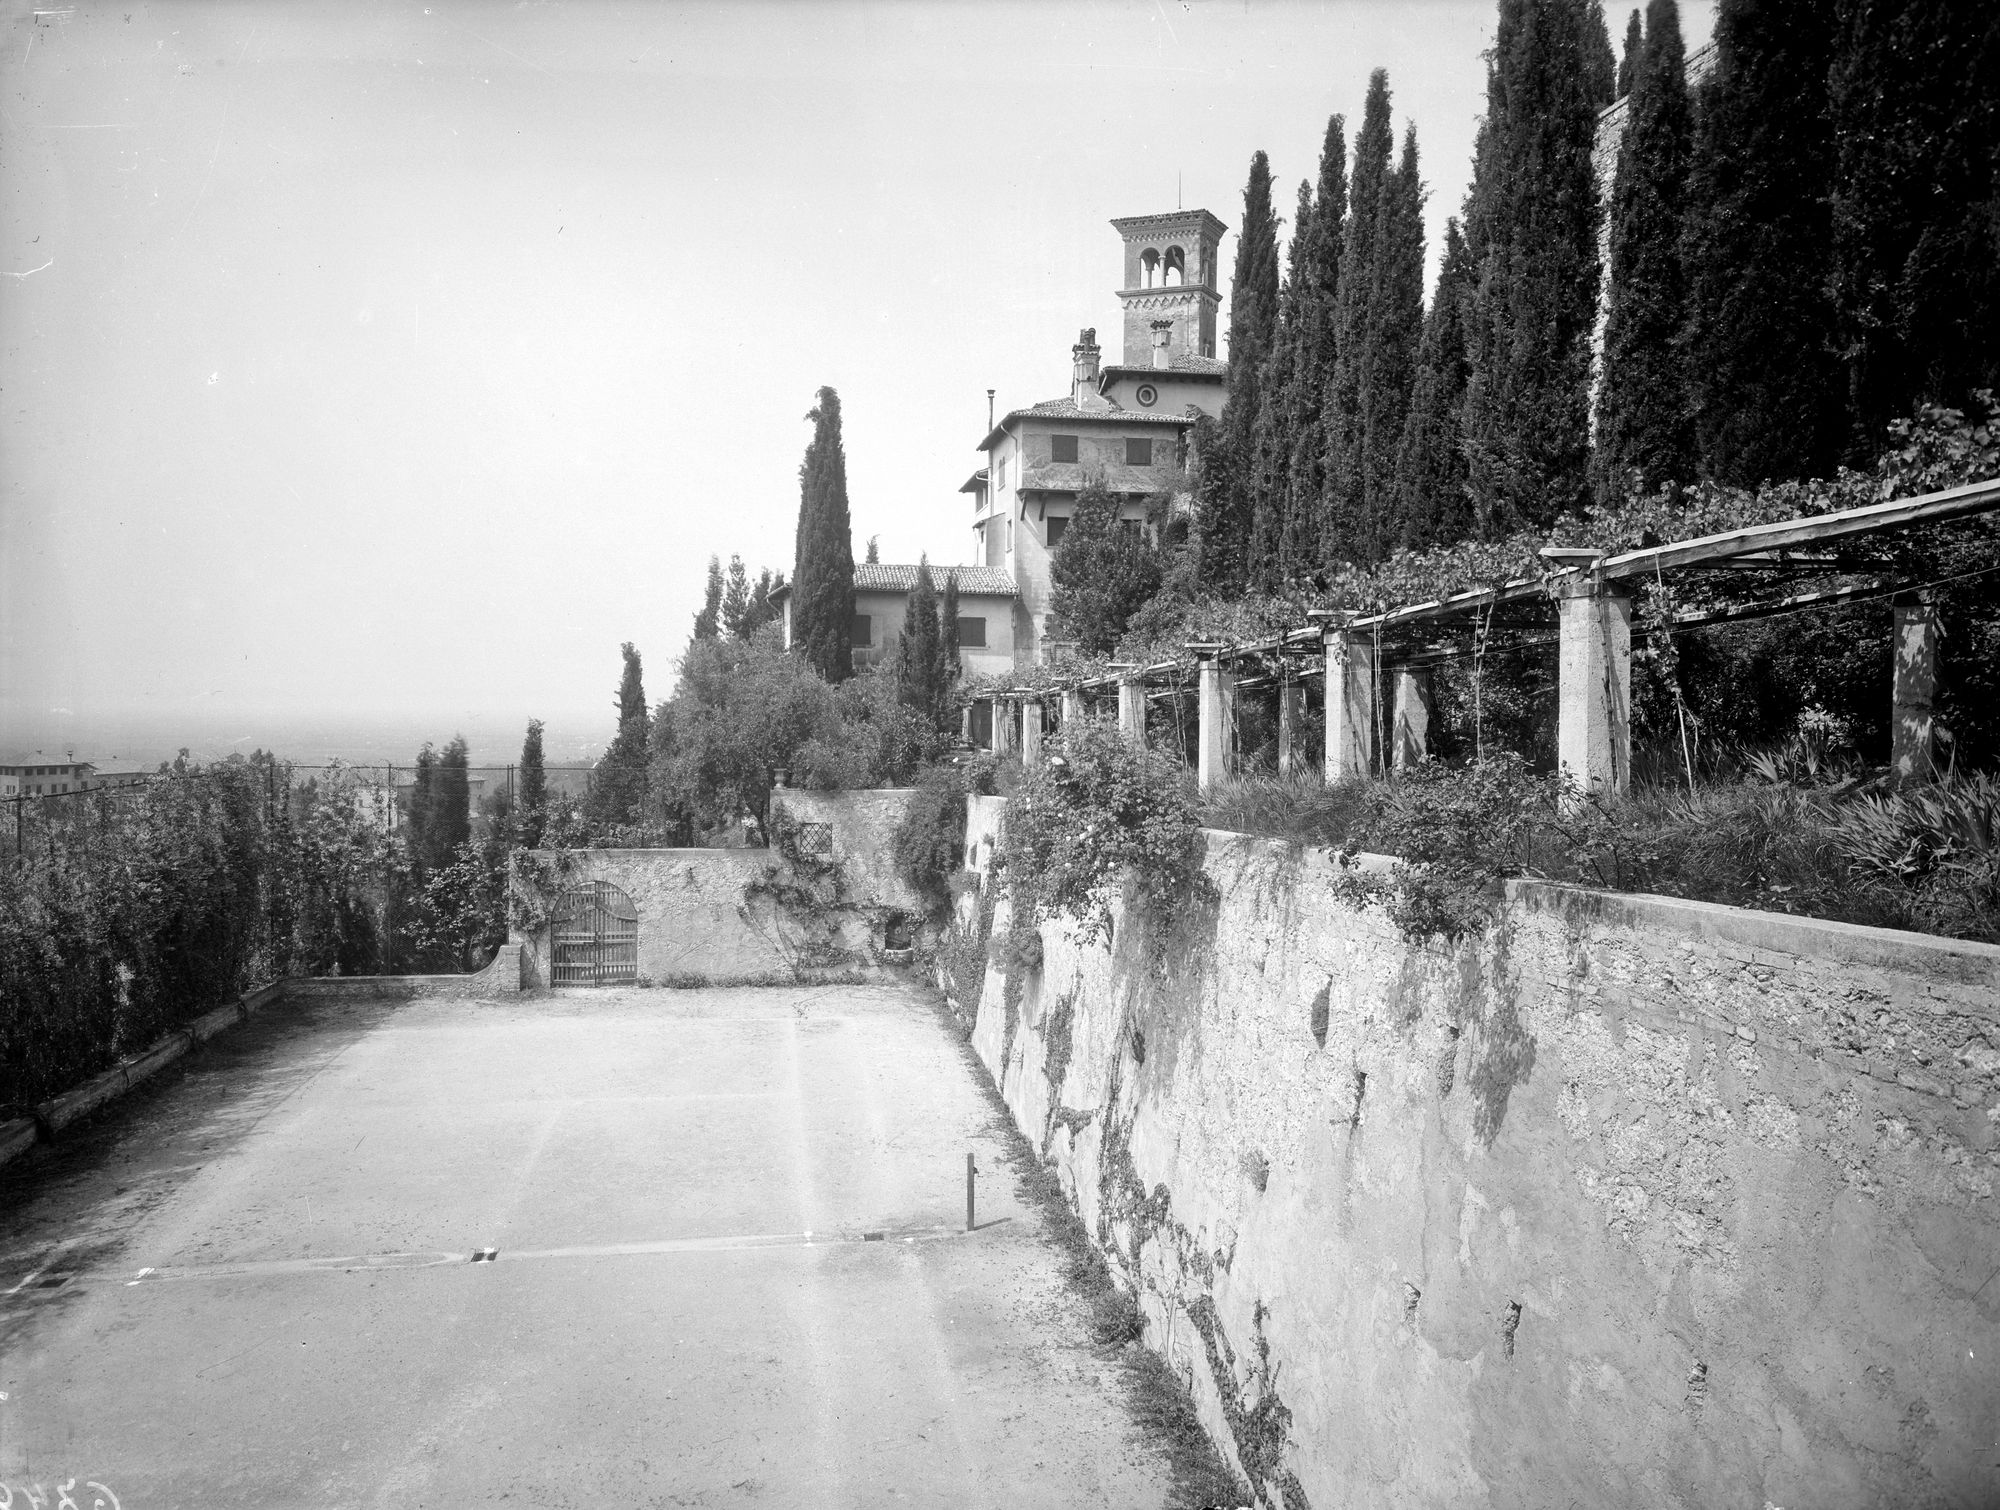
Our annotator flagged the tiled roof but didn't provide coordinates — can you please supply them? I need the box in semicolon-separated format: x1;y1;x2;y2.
980;397;1197;451
960;468;989;494
852;564;1017;596
1100;353;1228;377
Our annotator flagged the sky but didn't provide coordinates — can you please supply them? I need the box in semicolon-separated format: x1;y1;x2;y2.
0;0;1713;765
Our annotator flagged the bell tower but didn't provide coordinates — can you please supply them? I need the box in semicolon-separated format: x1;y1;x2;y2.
1110;210;1227;367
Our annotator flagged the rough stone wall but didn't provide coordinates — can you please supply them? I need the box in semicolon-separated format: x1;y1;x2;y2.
515;849;792;986
772;787;925;916
967;815;2000;1509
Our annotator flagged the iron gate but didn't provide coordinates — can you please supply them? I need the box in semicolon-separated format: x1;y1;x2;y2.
550;880;639;986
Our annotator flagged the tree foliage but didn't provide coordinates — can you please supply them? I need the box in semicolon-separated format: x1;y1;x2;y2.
1393;218;1475;550
1050;480;1165;655
588;642;650;827
1594;0;1695;501
1199;151;1280;594
1461;0;1605;534
792;385;856;682
518;718;547;850
894;557;957;732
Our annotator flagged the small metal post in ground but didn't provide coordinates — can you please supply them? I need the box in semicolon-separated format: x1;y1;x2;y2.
966;1151;977;1232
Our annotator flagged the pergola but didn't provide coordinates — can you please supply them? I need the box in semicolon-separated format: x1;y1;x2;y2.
967;475;2000;793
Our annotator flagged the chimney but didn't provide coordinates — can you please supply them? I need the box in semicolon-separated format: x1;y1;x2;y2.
1151;319;1173;370
1071;328;1101;406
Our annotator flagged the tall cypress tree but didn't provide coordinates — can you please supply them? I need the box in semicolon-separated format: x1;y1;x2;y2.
1246;179;1315;586
1394;219;1476;550
590;643;649;826
407;743;438;870
721;556;751;638
1593;0;1695;501
1617;8;1642;96
1829;0;2000;456
1461;0;1604;535
1281;115;1347;578
1199;151;1280;593
1321;71;1396;566
1582;0;1619;108
895;558;952;731
1355;125;1428;559
792;386;856;682
940;570;961;679
692;556;723;641
437;736;472;861
1681;0;1843;486
518;718;547;850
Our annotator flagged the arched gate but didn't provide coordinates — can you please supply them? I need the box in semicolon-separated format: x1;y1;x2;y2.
550;880;639;985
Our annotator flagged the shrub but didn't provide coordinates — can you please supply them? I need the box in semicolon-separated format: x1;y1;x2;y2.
891;764;972;919
1004;718;1205;948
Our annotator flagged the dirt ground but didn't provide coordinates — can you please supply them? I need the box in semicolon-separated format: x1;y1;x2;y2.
0;982;1184;1508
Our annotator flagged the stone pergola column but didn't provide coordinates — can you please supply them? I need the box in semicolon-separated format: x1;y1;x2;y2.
959;703;973;746
1556;576;1632;800
1390;667;1434;769
991;695;1017;758
1113;665;1146;749
1060;687;1086;733
1891;595;1940;782
1021;698;1045;764
1277;675;1307;779
1322;625;1377;781
1193;649;1235;791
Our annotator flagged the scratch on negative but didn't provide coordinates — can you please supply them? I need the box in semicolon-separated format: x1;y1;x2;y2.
5;260;51;279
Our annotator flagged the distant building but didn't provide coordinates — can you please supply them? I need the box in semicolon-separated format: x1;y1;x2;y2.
0;755;94;796
776;563;1020;681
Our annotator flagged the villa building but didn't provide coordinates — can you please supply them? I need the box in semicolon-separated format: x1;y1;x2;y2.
784;206;1232;672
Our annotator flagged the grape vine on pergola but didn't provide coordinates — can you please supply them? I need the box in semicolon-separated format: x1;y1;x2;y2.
968;475;2000;793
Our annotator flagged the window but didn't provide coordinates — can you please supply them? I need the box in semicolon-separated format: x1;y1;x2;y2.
1046;515;1069;548
956;616;988;648
996;455;1007;489
1126;437;1153;466
1135;383;1158;408
851;613;873;647
1050;434;1079;464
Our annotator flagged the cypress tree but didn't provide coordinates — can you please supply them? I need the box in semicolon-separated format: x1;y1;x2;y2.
895;558;950;730
590;643;649;826
1355;125;1428;559
1199;151;1280;593
1593;0;1696;502
1582;0;1618;108
941;570;962;678
692;557;722;641
1050;481;1164;655
1321;70;1396;566
437;736;472;861
1246;178;1315;586
721;555;751;638
1617;8;1642;96
518;718;547;850
1461;0;1604;535
1681;0;1843;486
792;386;856;682
1829;0;2000;455
407;743;438;870
1394;219;1476;551
1281;115;1348;578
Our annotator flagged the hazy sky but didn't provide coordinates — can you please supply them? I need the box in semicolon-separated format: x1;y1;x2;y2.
1;0;1712;762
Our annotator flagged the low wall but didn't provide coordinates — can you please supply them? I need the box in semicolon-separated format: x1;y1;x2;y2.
772;786;926;915
965;807;2000;1508
514;849;793;986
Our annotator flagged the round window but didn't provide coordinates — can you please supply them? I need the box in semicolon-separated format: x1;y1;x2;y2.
1135;383;1158;408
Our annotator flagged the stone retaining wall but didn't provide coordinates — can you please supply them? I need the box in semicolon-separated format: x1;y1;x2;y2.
966;807;2000;1509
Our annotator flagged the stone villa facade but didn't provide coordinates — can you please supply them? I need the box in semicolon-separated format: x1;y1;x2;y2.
785;207;1232;673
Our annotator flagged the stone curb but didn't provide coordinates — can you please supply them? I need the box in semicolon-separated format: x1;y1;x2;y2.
3;982;283;1170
